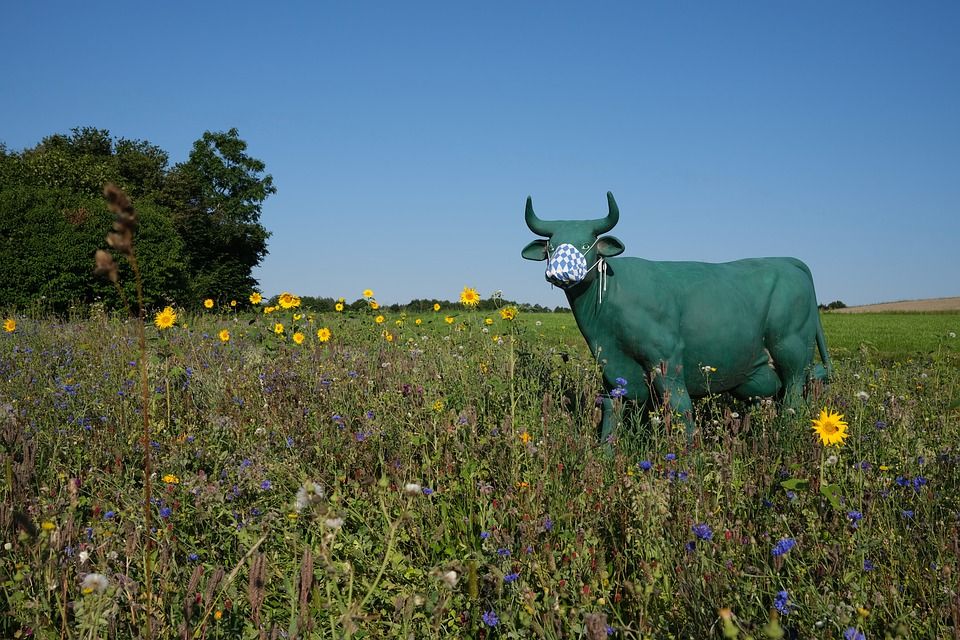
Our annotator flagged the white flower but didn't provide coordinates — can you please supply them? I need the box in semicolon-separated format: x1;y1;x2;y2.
3;542;11;551
323;517;344;529
78;550;90;564
949;332;956;338
403;483;422;496
730;412;740;419
856;391;870;402
825;455;838;466
853;373;861;380
80;572;109;594
439;570;459;587
295;482;325;512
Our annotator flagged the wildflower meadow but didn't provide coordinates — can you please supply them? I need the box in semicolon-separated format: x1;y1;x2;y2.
1;292;958;639
1;183;959;640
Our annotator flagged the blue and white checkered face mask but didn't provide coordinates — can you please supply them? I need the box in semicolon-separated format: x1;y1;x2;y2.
545;243;588;288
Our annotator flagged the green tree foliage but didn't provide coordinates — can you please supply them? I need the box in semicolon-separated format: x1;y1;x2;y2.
159;128;275;303
0;127;273;314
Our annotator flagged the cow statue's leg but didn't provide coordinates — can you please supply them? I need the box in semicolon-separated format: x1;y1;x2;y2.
768;334;812;408
652;365;696;436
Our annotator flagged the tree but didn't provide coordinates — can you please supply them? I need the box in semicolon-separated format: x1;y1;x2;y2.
160;128;275;303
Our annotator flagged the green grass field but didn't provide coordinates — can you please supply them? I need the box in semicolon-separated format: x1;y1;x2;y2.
1;306;958;638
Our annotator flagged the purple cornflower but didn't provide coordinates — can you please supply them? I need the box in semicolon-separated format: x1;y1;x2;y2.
422;487;434;496
159;506;172;519
901;510;914;519
504;572;519;583
913;476;927;490
543;516;553;531
104;511;115;520
774;590;791;614
771;537;796;557
684;541;697;553
610;387;627;398
614;377;628;387
863;558;875;572
665;453;676;462
482;610;499;627
260;480;272;490
639;460;652;471
692;523;713;541
480;531;490;540
188;553;199;562
496;548;511;556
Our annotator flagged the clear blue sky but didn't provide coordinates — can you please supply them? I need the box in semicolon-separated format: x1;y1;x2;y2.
3;1;958;307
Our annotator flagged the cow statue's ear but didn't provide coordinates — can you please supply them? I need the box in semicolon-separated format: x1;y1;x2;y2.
521;239;549;261
597;236;625;258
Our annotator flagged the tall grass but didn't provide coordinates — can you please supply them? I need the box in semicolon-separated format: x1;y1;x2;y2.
0;303;958;638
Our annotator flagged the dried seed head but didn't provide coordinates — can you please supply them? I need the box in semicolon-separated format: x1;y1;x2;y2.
106;229;132;256
93;249;118;282
103;184;135;226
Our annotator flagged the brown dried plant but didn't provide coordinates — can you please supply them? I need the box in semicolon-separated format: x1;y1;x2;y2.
93;183;155;640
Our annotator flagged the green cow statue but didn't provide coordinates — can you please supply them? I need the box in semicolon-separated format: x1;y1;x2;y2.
521;192;832;440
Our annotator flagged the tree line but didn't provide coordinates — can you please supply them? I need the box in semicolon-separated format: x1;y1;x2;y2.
0;127;275;314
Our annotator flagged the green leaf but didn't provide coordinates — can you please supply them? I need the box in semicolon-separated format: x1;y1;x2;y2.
780;478;810;491
820;483;843;510
947;398;960;411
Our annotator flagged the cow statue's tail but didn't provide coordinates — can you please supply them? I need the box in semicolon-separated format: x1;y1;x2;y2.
812;317;833;382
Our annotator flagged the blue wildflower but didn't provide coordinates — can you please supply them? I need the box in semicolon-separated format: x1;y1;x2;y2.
422;487;434;496
543;516;553;531
843;628;866;640
610;387;627;398
638;460;652;471
606;625;616;636
863;558;875;572
504;572;519;583
847;511;863;528
692;523;713;541
188;553;199;562
684;541;697;553
913;476;927;490
614;377;628;387
260;480;272;490
665;453;676;462
771;538;796;557
774;590;791;614
482;610;499;627
159;507;172;519
104;511;115;520
497;548;511;556
480;531;490;540
901;510;914;519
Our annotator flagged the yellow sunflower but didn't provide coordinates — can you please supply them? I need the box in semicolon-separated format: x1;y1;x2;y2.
3;318;15;333
317;327;331;342
274;323;284;334
363;289;374;299
445;316;454;324
218;329;230;342
163;474;179;484
203;298;214;309
278;292;300;309
335;302;344;312
499;306;517;321
484;318;493;325
370;301;380;310
460;286;480;307
250;292;263;305
433;303;441;312
154;307;177;330
415;318;422;325
375;315;385;324
811;409;849;447
292;332;305;345
230;300;237;307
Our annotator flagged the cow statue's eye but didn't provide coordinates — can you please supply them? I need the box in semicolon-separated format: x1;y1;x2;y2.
581;244;591;250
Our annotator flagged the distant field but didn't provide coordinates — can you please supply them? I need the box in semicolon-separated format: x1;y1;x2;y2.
833;296;960;313
525;311;960;365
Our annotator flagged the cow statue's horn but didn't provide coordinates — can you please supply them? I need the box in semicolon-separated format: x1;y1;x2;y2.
592;191;620;235
525;196;553;237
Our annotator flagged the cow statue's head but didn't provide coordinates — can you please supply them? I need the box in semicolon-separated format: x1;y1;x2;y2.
521;191;625;289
